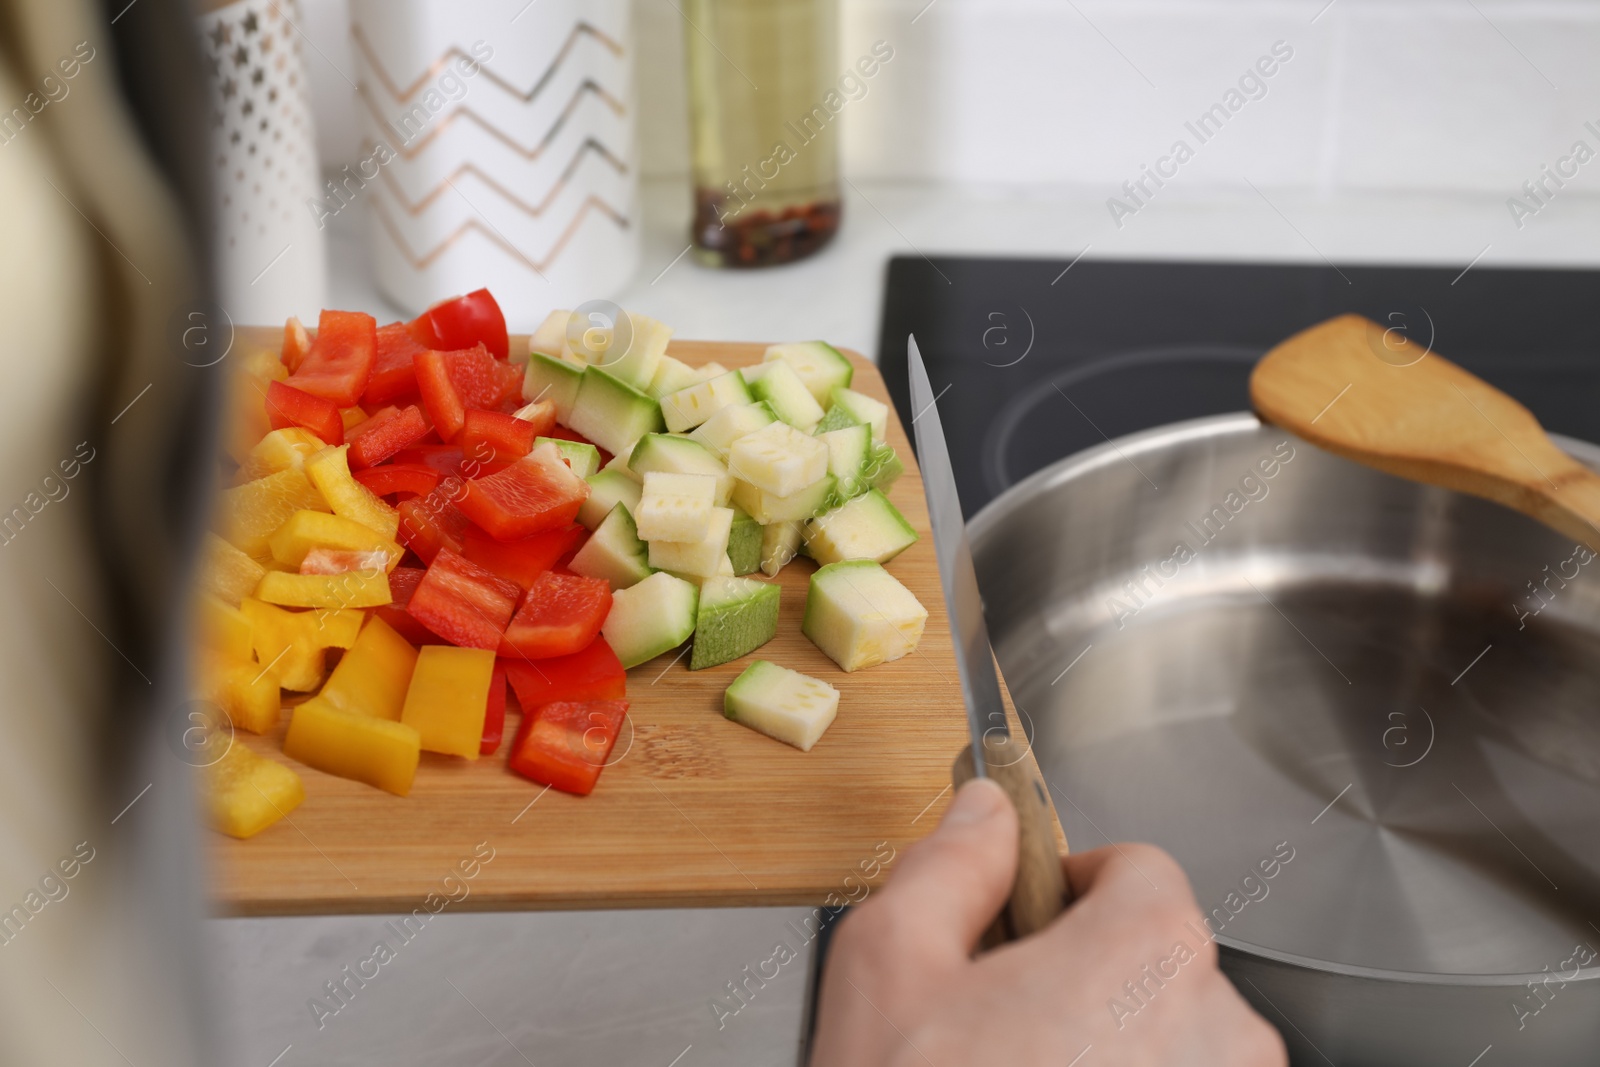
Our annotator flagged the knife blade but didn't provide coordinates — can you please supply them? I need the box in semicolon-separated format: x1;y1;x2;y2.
908;334;1070;938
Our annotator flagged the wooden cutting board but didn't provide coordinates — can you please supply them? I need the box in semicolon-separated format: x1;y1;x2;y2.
211;335;1058;915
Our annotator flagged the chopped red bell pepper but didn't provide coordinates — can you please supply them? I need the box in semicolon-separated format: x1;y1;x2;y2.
414;348;467;442
449;345;522;410
287;309;377;407
266;379;343;445
460;409;539;466
364;322;429;406
462;523;585;590
347;404;429;469
410;289;510;361
282;316;313;372
406;548;522;651
373;566;442;645
480;664;508;756
457;444;590;542
502;637;625;709
500;572;611;660
508;699;629;796
396;478;470;563
392;444;465;478
353;463;441;500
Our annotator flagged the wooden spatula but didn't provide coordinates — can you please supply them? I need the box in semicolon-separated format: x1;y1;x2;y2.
1250;313;1600;551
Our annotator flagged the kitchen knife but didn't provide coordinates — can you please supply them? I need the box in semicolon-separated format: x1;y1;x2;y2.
908;335;1070;940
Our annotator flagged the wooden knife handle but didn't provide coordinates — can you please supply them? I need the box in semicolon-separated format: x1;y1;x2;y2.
953;739;1069;943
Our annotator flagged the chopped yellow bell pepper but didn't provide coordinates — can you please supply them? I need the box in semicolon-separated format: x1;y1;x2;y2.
255;569;392;609
223;349;289;465
240;597;363;692
218;467;331;559
400;646;494;760
340;406;369;431
305;445;400;540
201;532;267;606
199;652;282;733
267;510;402;571
319;615;417;721
206;742;305;838
238;427;324;482
197;594;253;660
283;696;421;796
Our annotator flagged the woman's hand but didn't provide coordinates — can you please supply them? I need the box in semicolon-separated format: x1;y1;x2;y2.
808;778;1286;1066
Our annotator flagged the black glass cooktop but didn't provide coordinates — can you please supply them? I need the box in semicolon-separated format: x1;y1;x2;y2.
877;256;1600;518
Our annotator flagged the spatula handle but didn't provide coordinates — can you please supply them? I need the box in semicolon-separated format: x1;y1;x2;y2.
952;740;1069;943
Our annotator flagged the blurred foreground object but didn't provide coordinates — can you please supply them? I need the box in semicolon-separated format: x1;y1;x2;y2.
198;0;328;322
351;0;640;329
686;0;843;267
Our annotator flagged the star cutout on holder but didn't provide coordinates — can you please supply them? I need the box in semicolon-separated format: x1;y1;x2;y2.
221;78;237;99
242;10;259;34
252;68;265;85
233;44;249;67
208;21;231;49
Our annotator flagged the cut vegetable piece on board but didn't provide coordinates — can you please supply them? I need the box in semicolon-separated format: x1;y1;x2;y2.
283;696;421;796
198;594;253;660
647;505;733;580
723;659;839;751
568;504;654;591
374;567;440;646
239;426;324;481
728;420;829;498
567;366;664;456
521;351;585;422
578;469;643;530
401;645;495;759
592;310;668;391
318;614;418;721
727;507;761;575
353;463;441;500
866;440;904;490
817;424;871;503
266;380;343;446
759;521;802;578
299;548;392;576
828;386;889;441
286;309;377;408
460;408;539;466
730;475;835;525
462;522;585;590
203;532;268;605
206;744;305;839
347;404;429;470
601;445;639;484
763;341;853;406
305;445;401;540
601;571;699;668
647;354;700;399
529;309;571;359
745;360;824;432
364;321;428;406
512;397;558;434
803;489;918;566
282;315;312;372
200;652;280;734
691;576;780;670
659;370;752;433
411;289;509;361
538;436;600;480
396;485;469;563
255;568;392;609
508;699;629;796
480;664;508;755
500;572;612;660
457;442;590;541
629;434;732;505
406;548;523;651
689;400;778;460
803;560;928;671
218;467;330;559
240;598;363;691
502;636;626;708
268;509;402;569
636;471;717;543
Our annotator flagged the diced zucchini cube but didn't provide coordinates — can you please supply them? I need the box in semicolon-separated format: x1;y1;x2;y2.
727;420;829;498
829;386;889;441
691;576;780;670
763;341;853;406
569;504;655;590
660;370;753;433
602;571;699;668
689;401;778;460
592;311;669;391
803;489;918;565
866;440;904;490
636;471;717;543
730;475;836;525
578;469;643;530
723;660;839;751
522;351;585;422
745;360;824;432
529;309;572;359
759;521;803;577
648;505;734;579
727;507;762;575
568;366;665;457
803;560;927;671
629;434;732;506
537;437;600;480
817;424;871;502
647;354;700;399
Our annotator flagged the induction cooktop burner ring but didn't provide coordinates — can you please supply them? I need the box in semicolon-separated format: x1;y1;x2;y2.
982;343;1264;498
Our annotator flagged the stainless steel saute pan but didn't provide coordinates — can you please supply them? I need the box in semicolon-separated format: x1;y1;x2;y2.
969;412;1600;1066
